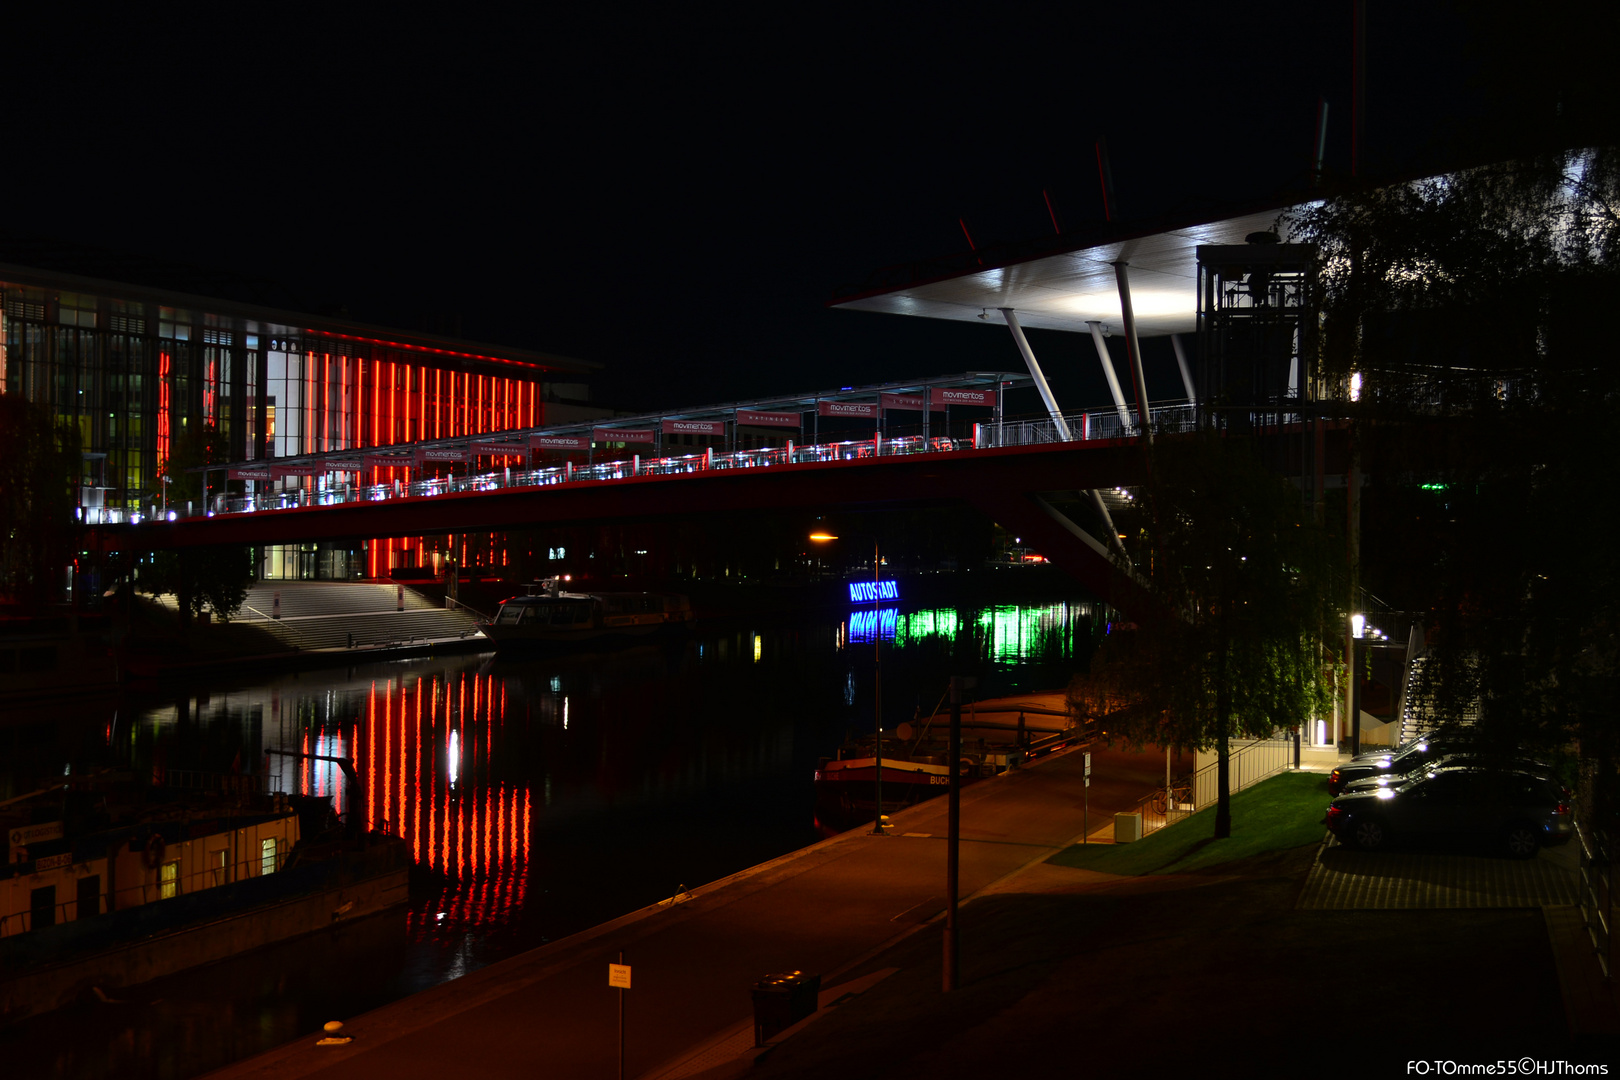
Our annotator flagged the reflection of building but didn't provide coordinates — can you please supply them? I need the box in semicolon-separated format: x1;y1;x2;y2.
255;668;530;933
0;239;594;578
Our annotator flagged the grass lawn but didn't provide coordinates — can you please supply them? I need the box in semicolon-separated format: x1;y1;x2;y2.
1046;770;1332;875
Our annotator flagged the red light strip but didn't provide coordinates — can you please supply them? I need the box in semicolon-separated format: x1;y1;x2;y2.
157;351;172;472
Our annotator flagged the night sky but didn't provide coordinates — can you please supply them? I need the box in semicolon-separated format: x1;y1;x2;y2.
0;4;1572;414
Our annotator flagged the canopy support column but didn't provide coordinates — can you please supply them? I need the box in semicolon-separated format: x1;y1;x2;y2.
1112;261;1154;445
999;309;1070;440
1000;308;1126;562
1171;333;1196;405
1086;321;1132;431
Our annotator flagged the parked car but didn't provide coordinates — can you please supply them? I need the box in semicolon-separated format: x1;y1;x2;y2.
1327;735;1473;795
1337;754;1556;796
1325;766;1572;858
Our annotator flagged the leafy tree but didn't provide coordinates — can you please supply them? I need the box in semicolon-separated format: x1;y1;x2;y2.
1285;149;1620;819
1068;432;1338;838
141;545;255;624
157;421;231;511
0;393;82;610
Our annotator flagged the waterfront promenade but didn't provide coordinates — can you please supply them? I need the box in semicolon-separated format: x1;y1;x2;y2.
207;694;1168;1080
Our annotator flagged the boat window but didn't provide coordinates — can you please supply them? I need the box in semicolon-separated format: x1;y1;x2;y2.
496;605;524;625
261;837;278;876
161;860;180;900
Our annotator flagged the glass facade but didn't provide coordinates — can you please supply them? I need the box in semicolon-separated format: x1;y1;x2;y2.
1;266;575;579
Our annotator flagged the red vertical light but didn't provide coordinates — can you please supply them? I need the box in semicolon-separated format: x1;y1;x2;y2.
157;350;172;475
414;676;424;864
416;364;426;444
397;680;407;841
429;675;440;871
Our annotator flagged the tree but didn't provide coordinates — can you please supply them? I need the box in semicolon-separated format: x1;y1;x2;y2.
157;421;231;511
141;545;255;624
1068;432;1339;838
1285;149;1620;820
0;393;82;610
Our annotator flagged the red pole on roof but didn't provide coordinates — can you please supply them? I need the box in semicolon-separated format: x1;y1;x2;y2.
958;218;981;266
1042;189;1061;235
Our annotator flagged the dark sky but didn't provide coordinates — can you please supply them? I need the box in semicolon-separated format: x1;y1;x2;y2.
0;3;1565;414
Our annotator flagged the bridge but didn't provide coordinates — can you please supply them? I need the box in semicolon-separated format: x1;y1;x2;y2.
87;380;1204;613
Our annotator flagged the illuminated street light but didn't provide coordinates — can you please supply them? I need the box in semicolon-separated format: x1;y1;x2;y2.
810;529;889;835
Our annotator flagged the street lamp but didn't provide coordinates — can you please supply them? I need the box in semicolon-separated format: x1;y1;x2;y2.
810;530;889;835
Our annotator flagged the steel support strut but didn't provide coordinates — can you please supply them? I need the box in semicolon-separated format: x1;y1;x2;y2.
1112;261;1154;446
1171;334;1197;406
1000;308;1126;561
999;309;1071;441
1086;321;1132;430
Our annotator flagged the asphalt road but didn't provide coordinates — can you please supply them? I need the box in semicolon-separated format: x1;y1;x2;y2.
207;730;1183;1080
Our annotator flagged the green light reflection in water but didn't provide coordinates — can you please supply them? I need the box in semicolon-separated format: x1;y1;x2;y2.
892;601;1097;666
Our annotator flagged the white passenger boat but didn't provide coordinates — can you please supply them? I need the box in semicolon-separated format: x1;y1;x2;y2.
479;579;694;648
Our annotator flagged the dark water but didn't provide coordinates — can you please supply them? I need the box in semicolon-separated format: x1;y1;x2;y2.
0;594;1102;1079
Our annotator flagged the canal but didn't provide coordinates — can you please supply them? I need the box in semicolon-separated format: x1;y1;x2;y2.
0;592;1104;1079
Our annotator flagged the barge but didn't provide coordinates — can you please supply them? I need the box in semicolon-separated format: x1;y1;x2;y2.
1;771;408;1025
814;702;1081;832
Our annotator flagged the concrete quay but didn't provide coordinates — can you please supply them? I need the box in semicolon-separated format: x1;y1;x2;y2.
207;698;1168;1080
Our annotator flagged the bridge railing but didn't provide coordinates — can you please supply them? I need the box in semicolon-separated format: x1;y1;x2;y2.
103;401;1202;524
981;403;1198;448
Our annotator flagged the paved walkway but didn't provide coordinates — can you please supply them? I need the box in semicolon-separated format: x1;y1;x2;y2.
206;704;1168;1080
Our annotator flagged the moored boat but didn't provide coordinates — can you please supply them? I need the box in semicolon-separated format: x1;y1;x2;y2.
813;701;1081;833
0;770;409;1025
479;579;693;648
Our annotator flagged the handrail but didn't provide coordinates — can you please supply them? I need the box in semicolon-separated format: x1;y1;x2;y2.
100;399;1204;527
1128;730;1296;836
1577;818;1612;980
444;595;492;622
0;848;292;938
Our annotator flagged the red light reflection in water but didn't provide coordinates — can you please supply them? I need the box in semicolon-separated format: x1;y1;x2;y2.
283;672;530;939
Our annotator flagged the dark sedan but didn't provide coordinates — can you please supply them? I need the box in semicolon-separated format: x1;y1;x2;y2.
1325;766;1572;858
1327;736;1470;795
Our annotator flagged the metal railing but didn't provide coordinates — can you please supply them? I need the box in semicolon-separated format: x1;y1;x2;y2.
443;595;492;622
94;400;1201;526
1130;730;1297;836
1577;820;1612;980
1;848;290;937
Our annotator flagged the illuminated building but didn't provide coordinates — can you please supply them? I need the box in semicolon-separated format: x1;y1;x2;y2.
0;238;595;578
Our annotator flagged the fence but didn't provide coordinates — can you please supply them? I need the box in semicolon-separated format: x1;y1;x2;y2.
1;846;290;937
1131;731;1297;835
99;401;1207;526
1577;820;1613;980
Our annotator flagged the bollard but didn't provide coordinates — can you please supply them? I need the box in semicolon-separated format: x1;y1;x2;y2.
316;1020;352;1046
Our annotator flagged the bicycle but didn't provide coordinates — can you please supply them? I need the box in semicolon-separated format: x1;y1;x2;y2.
1149;780;1194;816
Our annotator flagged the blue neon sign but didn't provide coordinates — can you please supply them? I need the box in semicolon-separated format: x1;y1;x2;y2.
848;580;900;604
849;606;898;643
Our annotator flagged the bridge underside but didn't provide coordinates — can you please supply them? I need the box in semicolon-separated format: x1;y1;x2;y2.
93;443;1157;615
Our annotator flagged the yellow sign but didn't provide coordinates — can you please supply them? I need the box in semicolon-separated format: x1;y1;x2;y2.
608;963;632;989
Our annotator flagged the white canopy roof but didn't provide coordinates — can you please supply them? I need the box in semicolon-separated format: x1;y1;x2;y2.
831;205;1297;338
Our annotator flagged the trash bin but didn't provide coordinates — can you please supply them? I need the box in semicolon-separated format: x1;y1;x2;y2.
1114;811;1143;843
751;970;820;1045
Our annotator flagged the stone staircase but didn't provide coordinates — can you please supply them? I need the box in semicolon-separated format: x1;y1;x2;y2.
159;581;485;652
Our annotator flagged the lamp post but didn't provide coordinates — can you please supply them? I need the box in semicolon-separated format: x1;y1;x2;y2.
810;530;888;834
